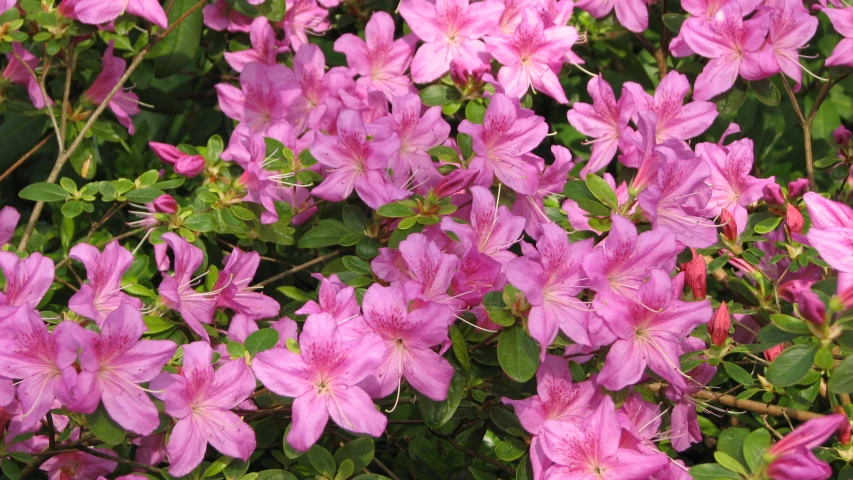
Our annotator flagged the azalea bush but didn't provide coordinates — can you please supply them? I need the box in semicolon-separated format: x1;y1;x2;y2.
2;0;853;479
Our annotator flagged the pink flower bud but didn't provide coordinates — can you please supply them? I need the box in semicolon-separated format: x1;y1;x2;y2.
834;125;852;146
709;303;730;347
720;208;737;242
764;344;785;361
149;142;205;178
681;248;707;300
787;178;810;199
433;169;477;198
763;183;785;205
835;407;851;445
152;194;178;214
797;290;826;326
785;203;805;235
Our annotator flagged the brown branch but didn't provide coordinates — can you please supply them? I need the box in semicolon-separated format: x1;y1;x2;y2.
76;446;162;474
59;50;76;146
0;135;51;183
12;51;62;152
649;384;824;421
20;433;96;479
371;457;401;480
256;250;342;287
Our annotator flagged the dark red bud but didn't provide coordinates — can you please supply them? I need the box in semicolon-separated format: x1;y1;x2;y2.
785;203;805;235
834;125;853;146
834;406;851;445
152;194;178;214
762;184;785;205
709;303;731;347
433;168;477;198
763;344;785;361
720;208;738;242
681;248;707;300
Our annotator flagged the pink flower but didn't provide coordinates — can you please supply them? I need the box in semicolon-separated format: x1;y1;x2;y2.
485;7;578;103
575;0;651;33
67;241;143;325
224;17;288;72
351;284;454;400
280;0;330;51
296;274;362;326
396;233;459;307
0;309;83;430
567;75;634;176
287;44;353;134
623;71;718;142
83;42;140;134
540;396;670;479
310;109;408;209
764;0;818;85
153;342;257;477
202;0;252;32
696;139;775;235
596;270;713;391
73;303;176;435
41;449;117;480
59;0;167;29
440;186;526;265
450;247;505;306
213;247;280;319
334;11;418;99
766;414;848;480
507;224;594;357
824;7;853;67
368;93;451;193
458;93;547;195
158;233;217;342
399;0;505;83
215;62;301;135
0;251;54;323
803;192;853;275
149;142;205;177
0;206;19;246
512;145;573;239
252;313;388;452
3;44;51;109
681;3;774;100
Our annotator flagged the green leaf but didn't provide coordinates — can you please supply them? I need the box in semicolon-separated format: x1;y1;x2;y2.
245;329;279;355
19;182;70;202
377;202;415;218
419;85;461;106
227;342;246;358
1;457;20;480
342;255;371;274
689;463;741;480
428;145;460;163
334;437;374;471
61;201;84;218
184;212;216;232
662;13;686;33
769;313;811;335
765;343;819;387
498;325;540;382
207;134;224;161
723;362;755;386
450;325;471;373
828;355;853;393
144;315;176;334
714;452;748;476
585;174;618;209
230;205;256;221
516;456;532;480
137;169;160;187
495;439;527;461
753;216;783;234
751;79;781;106
742;428;770;472
86;405;126;445
718;427;749;467
276;286;311;302
125;187;166;202
419;371;465;429
342;205;366;232
336;459;354;480
575;198;611;216
465;101;486;124
152;178;186;189
298;220;351;248
203;456;234;478
307;445;336;477
716;79;748;115
153;0;203;76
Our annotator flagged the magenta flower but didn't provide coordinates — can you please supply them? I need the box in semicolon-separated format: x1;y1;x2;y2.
803;192;853;275
624;71;717;142
596;270;713;391
458;93;547;195
399;0;505;83
213;247;280;319
696;139;775;235
149;142;206;177
507;224;594;357
396;233;459;307
0;251;54;323
73;303;176;435
582;215;680;298
40;449;117;480
352;284;454;400
215;62;301;135
3;44;51;110
450;247;505;306
224;17;288;72
823;7;853;67
766;414;848;480
334;11;418;99
158;233;217;342
202;0;252;32
540;396;670;479
82;42;140;134
665;338;717;451
575;0;650;33
368;93;451;192
310;109;408;209
296;274;362;326
287;44;353;134
0;206;19;246
67;241;143;325
0;308;83;430
765;0;818;85
280;0;330;51
154;342;256;477
59;0;167;29
252;313;388;452
567;75;634;176
485;8;578;103
441;185;526;265
681;3;774;100
512;145;573;239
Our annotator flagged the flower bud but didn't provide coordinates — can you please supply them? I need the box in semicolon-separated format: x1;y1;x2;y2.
763;344;785;361
720;208;737;242
433;168;477;198
152;194;178;214
762;183;786;205
787;178;810;199
834;125;852;146
681;248;707;300
835;406;851;445
785;203;805;235
709;303;730;347
797;290;826;326
149;142;205;178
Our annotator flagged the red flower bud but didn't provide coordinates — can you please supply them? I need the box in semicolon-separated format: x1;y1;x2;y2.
763;184;786;205
835;406;851;445
433;168;477;198
785;203;804;235
709;303;730;347
720;208;737;242
764;344;785;361
681;248;707;300
152;194;178;214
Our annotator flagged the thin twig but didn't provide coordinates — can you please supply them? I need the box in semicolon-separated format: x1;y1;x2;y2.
256;250;342;287
12;51;62;152
46;413;56;450
371;457;401;480
59;50;76;146
76;446;162;474
0;136;51;183
649;384;824;421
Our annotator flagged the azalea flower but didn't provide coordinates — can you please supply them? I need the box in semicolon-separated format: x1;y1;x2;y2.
3;44;51;110
158;233;217;342
83;42;140;134
764;0;819;85
149;142;206;178
59;0;167;29
765;414;849;480
823;7;853;68
40;448;117;480
574;0;651;33
0;206;18;246
511;145;573;239
202;0;253;32
67;241;143;325
215;62;301;135
280;0;330;51
0;251;54;323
